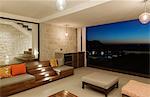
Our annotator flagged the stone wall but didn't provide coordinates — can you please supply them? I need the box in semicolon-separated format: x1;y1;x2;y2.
0;24;32;62
40;23;77;61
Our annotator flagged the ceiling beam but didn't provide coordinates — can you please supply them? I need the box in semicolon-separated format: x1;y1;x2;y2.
40;0;112;22
0;12;40;23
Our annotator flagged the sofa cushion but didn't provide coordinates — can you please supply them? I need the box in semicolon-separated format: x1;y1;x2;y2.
0;66;11;79
0;74;35;88
57;58;64;66
53;65;74;74
121;80;150;97
82;72;119;89
11;64;26;76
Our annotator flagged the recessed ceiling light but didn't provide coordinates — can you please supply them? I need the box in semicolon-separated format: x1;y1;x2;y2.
56;0;67;11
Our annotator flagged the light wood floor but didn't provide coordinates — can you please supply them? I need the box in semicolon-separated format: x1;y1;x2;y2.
9;67;150;97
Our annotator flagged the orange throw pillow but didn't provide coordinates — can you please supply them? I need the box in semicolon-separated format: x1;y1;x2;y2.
0;66;11;79
50;58;58;67
11;64;26;76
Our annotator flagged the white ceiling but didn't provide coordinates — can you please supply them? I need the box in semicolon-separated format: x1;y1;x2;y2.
46;0;150;27
0;0;89;19
0;0;150;27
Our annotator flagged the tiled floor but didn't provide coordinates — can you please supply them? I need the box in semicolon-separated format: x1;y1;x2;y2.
9;67;150;97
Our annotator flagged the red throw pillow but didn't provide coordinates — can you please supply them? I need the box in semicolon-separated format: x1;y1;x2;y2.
11;63;26;76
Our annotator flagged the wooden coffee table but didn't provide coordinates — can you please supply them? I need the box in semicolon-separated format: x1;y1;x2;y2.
49;90;78;97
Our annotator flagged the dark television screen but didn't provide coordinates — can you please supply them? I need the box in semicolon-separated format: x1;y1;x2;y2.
86;19;150;76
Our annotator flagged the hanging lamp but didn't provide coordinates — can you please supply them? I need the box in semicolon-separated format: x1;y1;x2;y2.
139;0;150;24
56;0;67;11
65;25;68;37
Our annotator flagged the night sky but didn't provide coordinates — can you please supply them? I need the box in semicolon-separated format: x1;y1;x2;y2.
87;19;150;44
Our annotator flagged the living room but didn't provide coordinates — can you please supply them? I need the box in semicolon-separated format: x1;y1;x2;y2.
0;0;150;97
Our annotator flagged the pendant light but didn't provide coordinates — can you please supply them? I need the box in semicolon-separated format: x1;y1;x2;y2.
56;0;67;11
139;0;150;24
65;25;68;37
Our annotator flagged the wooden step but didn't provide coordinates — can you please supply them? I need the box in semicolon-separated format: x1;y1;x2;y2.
24;51;32;54
19;54;34;57
27;67;52;74
26;62;50;70
15;57;35;62
27;28;32;31
33;71;58;80
26;61;60;87
28;48;32;51
35;75;59;84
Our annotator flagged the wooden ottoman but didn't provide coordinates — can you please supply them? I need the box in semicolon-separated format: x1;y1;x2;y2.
82;72;119;97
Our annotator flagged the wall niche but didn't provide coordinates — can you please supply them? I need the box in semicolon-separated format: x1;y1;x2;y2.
0;18;39;65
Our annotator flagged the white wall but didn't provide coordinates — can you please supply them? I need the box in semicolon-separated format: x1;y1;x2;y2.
40;23;77;61
0;23;32;62
0;18;39;61
77;28;82;52
32;24;39;59
82;27;87;67
77;27;87;67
